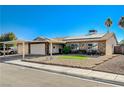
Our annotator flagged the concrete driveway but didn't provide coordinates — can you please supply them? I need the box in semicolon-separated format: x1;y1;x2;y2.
0;55;41;63
0;55;22;62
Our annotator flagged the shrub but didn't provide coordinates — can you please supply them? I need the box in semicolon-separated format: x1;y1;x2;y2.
79;50;87;54
62;46;71;54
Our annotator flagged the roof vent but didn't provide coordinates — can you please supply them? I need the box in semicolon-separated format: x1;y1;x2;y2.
89;30;97;35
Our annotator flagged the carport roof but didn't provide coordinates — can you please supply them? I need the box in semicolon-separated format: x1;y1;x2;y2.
0;39;33;44
0;39;66;44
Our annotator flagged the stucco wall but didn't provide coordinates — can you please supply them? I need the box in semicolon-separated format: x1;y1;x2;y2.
106;36;117;55
49;44;63;54
98;42;106;55
17;43;29;55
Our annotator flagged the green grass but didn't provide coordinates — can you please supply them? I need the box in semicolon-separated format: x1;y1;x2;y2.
58;55;88;60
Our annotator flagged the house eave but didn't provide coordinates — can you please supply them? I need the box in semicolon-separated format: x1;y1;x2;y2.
65;39;106;43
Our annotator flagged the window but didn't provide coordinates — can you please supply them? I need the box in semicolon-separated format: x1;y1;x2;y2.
71;44;75;49
79;43;85;49
92;43;98;50
80;43;85;47
88;43;98;50
70;43;79;50
88;44;93;50
88;44;93;46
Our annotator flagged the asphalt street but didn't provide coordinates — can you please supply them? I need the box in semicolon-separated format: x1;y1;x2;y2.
0;62;117;87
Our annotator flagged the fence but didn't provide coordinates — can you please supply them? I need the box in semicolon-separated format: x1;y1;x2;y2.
114;45;124;54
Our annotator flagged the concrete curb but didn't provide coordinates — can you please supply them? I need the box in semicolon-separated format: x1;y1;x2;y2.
22;59;93;70
4;60;124;86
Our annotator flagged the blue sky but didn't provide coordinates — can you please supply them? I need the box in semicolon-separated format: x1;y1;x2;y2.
0;5;124;41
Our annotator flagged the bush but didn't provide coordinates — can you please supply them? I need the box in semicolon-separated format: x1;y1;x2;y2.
62;46;71;54
79;50;87;54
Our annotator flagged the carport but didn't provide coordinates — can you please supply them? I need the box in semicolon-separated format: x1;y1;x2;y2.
0;39;66;60
0;40;27;60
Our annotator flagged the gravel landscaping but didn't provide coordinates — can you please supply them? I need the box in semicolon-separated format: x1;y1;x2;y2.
23;54;118;69
2;54;123;75
93;55;124;75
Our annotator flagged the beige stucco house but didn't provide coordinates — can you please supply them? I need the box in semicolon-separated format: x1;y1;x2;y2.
17;30;118;56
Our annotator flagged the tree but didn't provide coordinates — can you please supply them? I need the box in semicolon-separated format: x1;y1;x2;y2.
62;46;71;54
0;32;17;42
0;32;17;48
105;18;112;33
120;40;124;45
118;17;124;54
118;16;124;29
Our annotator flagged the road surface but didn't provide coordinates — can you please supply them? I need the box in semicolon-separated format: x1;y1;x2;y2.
0;62;117;87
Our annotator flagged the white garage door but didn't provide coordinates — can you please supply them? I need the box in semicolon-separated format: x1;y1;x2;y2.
30;44;45;55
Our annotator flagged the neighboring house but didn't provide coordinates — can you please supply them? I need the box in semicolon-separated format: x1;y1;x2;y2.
17;30;118;55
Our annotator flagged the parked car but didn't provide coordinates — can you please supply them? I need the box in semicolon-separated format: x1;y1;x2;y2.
0;47;17;55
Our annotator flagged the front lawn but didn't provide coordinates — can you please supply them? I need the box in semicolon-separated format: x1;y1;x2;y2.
58;55;88;60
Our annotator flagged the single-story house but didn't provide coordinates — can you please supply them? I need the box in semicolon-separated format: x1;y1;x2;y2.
17;30;118;56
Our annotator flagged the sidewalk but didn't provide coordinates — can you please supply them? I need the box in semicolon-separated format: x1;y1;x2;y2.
4;60;124;86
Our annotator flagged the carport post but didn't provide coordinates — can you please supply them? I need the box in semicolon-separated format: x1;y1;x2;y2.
50;42;53;59
22;41;25;60
3;43;5;56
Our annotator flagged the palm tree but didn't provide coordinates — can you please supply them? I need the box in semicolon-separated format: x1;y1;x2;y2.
118;16;124;29
118;16;124;54
105;18;112;33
